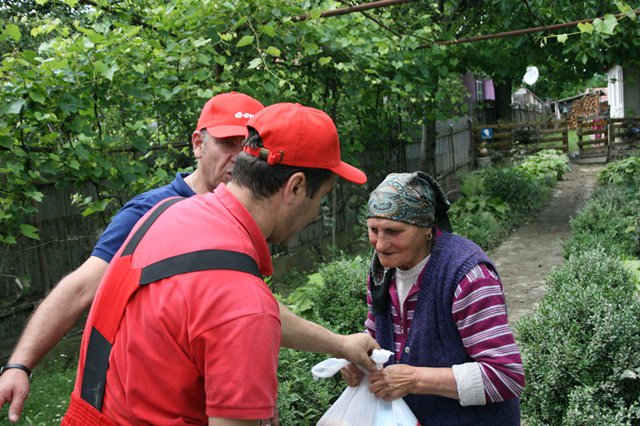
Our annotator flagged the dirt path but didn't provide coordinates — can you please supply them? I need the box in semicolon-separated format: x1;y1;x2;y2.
491;162;604;326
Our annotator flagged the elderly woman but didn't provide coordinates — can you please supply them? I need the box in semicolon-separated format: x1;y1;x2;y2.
343;171;524;425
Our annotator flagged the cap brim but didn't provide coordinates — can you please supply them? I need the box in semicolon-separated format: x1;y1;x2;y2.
205;125;249;138
330;161;367;184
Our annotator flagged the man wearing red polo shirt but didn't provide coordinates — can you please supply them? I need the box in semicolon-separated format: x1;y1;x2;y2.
61;102;370;425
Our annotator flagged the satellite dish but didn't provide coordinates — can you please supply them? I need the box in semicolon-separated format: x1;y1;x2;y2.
523;66;539;85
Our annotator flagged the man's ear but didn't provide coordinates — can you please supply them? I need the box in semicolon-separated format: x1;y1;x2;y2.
282;172;306;205
192;131;204;159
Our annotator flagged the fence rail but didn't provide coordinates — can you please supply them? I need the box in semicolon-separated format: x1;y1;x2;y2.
473;119;569;158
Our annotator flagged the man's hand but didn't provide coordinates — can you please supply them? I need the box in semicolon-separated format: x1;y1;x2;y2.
368;364;416;401
0;369;30;423
334;333;379;373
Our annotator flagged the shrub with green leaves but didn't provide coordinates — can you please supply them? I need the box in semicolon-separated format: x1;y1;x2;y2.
564;185;640;259
278;255;370;424
516;248;640;425
451;210;505;251
448;195;510;221
597;155;640;187
459;171;485;196
286;255;370;335
518;149;570;183
480;167;549;215
312;256;369;334
277;349;342;426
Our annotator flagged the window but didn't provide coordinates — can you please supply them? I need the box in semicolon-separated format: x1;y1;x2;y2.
475;80;483;102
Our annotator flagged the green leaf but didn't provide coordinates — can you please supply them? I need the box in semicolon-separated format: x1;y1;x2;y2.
197;88;214;99
620;369;638;380
577;22;594;34
265;46;281;57
69;160;80;170
602;14;618;35
132;63;146;73
318;56;331;65
193;38;211;48
94;61;119;80
62;0;78;7
8;99;26;114
557;33;568;44
248;57;262;69
261;25;276;37
236;35;254;47
34;111;56;121
592;18;604;33
579;53;588;64
29;90;46;104
4;24;21;42
0;235;17;245
19;224;40;240
310;10;322;20
25;191;44;202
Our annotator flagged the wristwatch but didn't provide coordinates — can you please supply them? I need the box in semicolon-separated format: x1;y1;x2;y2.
0;363;32;379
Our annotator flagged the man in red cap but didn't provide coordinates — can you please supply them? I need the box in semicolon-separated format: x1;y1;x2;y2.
59;102;370;425
0;92;265;423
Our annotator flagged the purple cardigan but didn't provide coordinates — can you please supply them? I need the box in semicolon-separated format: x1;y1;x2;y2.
372;231;520;425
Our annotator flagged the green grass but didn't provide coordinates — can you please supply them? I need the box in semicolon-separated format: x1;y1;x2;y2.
568;129;579;153
3;337;80;425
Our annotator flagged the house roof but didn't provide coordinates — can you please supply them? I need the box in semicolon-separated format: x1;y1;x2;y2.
554;88;607;104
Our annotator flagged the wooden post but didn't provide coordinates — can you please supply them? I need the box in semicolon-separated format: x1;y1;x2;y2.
577;117;583;158
606;117;612;162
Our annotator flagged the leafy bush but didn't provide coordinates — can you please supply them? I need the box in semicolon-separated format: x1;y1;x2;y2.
278;255;370;424
277;349;342;426
313;256;369;335
597;155;640;187
459;171;485;196
451;210;505;252
516;249;640;425
448;195;510;221
518;149;570;183
480;167;549;215
564;185;640;259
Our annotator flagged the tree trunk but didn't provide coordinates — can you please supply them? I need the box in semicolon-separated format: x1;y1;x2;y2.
420;116;437;176
494;78;513;122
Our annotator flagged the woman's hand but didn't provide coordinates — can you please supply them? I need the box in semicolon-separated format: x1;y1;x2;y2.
340;363;364;387
368;364;416;400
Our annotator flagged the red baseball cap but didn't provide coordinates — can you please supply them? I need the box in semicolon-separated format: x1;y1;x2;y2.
196;91;264;138
244;103;367;184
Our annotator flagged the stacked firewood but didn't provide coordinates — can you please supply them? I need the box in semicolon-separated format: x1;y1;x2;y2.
567;93;601;129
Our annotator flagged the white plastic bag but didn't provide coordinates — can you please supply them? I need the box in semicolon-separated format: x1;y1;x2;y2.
312;349;420;426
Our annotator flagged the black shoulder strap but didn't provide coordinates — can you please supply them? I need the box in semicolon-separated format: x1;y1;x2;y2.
140;249;261;284
121;197;184;256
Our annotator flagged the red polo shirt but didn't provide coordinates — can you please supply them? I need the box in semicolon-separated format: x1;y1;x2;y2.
94;185;280;424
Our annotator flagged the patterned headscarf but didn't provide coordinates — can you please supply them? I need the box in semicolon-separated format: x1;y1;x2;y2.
367;171;452;314
367;171;451;230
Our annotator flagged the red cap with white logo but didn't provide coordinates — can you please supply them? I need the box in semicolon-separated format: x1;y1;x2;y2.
196;92;264;138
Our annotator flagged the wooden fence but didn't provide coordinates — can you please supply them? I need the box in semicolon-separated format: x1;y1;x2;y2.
577;116;640;160
473;119;569;159
577;116;608;159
